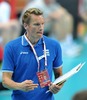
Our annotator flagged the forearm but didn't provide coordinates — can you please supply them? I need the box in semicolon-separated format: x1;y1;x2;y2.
2;76;38;92
55;72;62;79
2;77;21;90
49;67;64;94
54;67;63;79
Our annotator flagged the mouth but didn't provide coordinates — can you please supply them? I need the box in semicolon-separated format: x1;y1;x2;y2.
37;32;43;34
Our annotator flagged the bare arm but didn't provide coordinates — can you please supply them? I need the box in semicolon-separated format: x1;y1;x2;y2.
53;66;63;79
2;72;38;92
49;66;64;94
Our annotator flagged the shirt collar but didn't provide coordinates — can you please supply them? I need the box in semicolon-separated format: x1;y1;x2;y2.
21;34;43;46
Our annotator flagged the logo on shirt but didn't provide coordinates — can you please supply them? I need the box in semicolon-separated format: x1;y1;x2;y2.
20;49;50;60
20;52;28;55
44;49;50;56
39;49;50;60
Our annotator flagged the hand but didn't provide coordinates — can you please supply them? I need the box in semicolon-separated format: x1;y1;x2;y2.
19;80;38;92
49;80;66;94
49;83;63;94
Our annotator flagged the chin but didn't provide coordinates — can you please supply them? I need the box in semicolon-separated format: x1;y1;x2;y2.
38;34;43;38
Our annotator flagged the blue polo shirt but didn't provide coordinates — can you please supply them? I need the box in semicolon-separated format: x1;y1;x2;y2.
2;35;63;100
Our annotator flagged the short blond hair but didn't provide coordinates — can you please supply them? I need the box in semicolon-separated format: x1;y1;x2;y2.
22;8;43;25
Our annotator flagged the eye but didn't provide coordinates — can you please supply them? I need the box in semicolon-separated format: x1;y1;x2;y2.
42;22;44;25
34;23;40;26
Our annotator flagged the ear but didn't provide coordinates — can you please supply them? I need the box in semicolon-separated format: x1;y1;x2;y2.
24;23;28;30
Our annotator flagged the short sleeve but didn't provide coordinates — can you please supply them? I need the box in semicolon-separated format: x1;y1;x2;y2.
2;44;15;72
53;42;63;68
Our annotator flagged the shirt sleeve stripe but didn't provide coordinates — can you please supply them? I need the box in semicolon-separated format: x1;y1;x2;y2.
2;70;13;73
53;65;62;69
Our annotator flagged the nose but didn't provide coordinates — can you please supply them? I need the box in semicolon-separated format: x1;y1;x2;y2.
39;24;44;30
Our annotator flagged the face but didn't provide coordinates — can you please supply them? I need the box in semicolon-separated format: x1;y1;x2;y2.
44;0;55;5
25;14;44;40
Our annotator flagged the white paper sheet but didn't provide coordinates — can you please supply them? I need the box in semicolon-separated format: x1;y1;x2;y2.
46;62;86;93
53;62;86;85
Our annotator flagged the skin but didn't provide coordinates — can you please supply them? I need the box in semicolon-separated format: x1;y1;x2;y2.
2;72;38;92
2;14;63;94
44;0;55;5
49;67;63;94
24;14;44;45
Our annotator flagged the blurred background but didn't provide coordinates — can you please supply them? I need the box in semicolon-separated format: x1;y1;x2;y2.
0;0;87;100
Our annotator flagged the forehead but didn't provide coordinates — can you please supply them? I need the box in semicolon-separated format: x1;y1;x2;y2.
30;14;44;23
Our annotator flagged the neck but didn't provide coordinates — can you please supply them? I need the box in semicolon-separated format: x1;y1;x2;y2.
26;34;39;46
30;40;38;45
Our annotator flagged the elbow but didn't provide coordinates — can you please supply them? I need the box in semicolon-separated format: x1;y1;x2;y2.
2;72;12;89
2;78;8;88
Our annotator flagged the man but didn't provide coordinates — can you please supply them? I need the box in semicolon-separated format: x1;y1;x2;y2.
2;8;63;100
20;0;73;40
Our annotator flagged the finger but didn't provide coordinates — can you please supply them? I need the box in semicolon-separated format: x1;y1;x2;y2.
25;80;34;84
26;85;38;91
50;88;58;94
25;85;38;92
26;83;38;89
30;83;38;86
24;87;34;92
49;84;60;93
55;85;61;89
51;87;59;92
48;82;52;86
57;80;66;86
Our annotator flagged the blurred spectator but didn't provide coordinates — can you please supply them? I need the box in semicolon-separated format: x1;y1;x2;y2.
72;90;87;100
79;0;87;22
55;0;83;57
0;0;11;23
0;0;21;46
57;0;87;41
77;0;87;43
0;0;21;90
0;0;10;62
20;0;73;41
56;0;80;40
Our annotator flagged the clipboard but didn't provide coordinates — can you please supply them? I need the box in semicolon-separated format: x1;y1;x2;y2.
53;62;86;85
46;62;86;93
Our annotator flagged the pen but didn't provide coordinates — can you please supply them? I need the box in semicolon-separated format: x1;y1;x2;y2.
46;90;50;93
